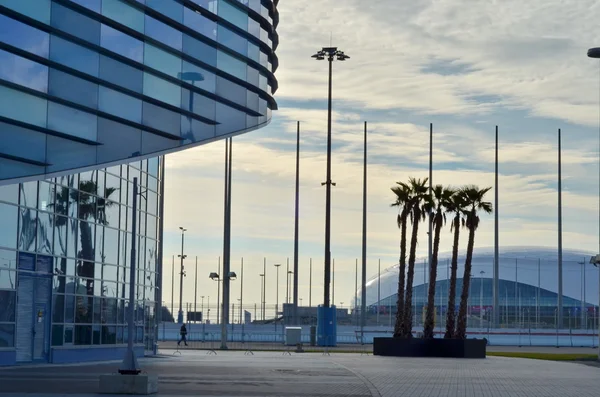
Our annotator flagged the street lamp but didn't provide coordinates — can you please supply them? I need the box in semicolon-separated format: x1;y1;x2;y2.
480;270;485;328
209;271;236;349
274;263;281;325
287;270;293;305
178;71;205;143
259;273;265;321
177;227;187;324
312;47;350;309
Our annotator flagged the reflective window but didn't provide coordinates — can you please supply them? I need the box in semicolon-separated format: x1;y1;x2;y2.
21;182;38;208
0;324;14;347
98;87;142;123
145;15;182;51
141;130;178;154
0;49;48;92
51;2;101;45
0;203;17;249
246;90;259;112
104;227;119;264
145;0;183;23
68;0;101;13
248;18;260;39
0;291;15;321
38;182;54;212
50;36;99;77
0;14;49;58
148;158;159;178
182;34;217;67
47;102;98;142
0;0;51;23
181;61;215;93
143;73;181;108
37;212;53;254
0;184;18;205
246;65;259;87
147;175;157;194
18;207;37;252
217;51;246;80
97;118;142;164
144;44;182;79
259;73;268;91
216;102;245;136
100;24;143;63
46;136;97;174
53;215;68;256
142;102;181;136
181;89;216;119
48;69;99;109
146;190;157;216
0;85;47;128
99;55;143;93
219;0;248;31
181;116;216;144
183;7;217;40
247;42;259;63
191;0;218;13
0;122;46;164
216;76;246;106
101;0;144;33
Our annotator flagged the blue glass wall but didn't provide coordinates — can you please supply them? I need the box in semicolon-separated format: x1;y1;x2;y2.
0;0;278;183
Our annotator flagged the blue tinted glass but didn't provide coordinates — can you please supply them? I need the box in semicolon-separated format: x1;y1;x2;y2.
183;8;217;40
101;0;144;33
68;0;101;13
48;69;99;109
143;73;181;107
246;65;259;86
51;2;101;45
99;55;143;93
218;26;247;56
97;118;142;163
181;61;215;93
217;51;246;80
47;102;98;141
216;77;245;106
182;34;217;67
98;86;142;123
46;136;97;173
100;24;143;63
142;102;180;135
50;36;99;77
0;49;48;92
145;0;183;23
218;0;247;31
247;42;259;63
215;102;245;136
0;85;47;127
141;131;178;155
0;122;47;163
246;90;259;112
143;44;182;79
145;15;182;51
248;19;260;39
0;0;50;23
0;15;49;58
0;159;42;180
181;89;216;119
190;0;218;13
180;116;215;144
0;203;18;249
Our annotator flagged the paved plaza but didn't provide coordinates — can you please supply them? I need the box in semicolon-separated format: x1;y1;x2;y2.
0;349;598;396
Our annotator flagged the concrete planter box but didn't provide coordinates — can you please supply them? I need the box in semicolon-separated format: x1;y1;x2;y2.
373;337;486;358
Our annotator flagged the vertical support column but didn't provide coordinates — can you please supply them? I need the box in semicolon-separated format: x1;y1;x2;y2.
493;126;500;328
558;128;563;329
293;121;300;325
361;121;368;334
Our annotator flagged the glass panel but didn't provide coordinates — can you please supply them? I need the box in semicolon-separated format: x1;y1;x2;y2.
74;324;91;345
0;49;48;92
219;0;248;30
147;175;157;194
145;0;183;23
0;85;48;128
248;42;259;63
148;158;159;178
53;216;68;256
0;184;18;204
53;291;65;322
68;0;101;13
48;69;99;109
246;65;259;87
217;51;246;80
216;76;246;106
218;25;247;56
142;102;181;135
0;270;16;290
97;117;142;164
65;294;75;323
0;0;51;23
144;44;182;79
98;87;142;123
181;116;216;143
67;218;78;258
101;0;144;33
182;34;217;67
49;35;100;77
99;55;143;93
143;73;181;107
38;182;54;212
0;203;18;249
144;15;182;51
0;324;15;348
51;2;101;45
181;89;216;119
0;129;45;174
37;212;53;254
21;182;38;208
95;225;104;262
190;0;218;14
46;137;97;173
47;102;98;141
183;7;217;40
216;102;246;136
181;61;216;93
0;14;49;58
0;249;17;271
100;24;143;63
51;324;64;346
248;18;260;39
18;207;37;252
103;227;118;265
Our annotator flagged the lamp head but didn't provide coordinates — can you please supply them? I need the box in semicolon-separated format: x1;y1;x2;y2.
227;271;237;280
588;48;600;58
178;254;187;259
209;272;220;280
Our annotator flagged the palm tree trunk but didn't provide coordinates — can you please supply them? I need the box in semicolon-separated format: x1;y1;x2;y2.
402;212;420;338
444;215;461;339
79;220;95;324
393;213;408;338
423;215;442;338
455;221;476;339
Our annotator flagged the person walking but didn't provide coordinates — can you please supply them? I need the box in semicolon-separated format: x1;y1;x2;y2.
178;324;188;347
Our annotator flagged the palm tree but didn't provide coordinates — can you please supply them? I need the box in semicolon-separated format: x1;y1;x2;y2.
390;182;412;338
454;186;492;339
423;185;455;339
444;190;467;339
401;177;429;338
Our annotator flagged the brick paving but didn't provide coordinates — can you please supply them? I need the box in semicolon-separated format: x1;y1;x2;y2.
0;350;598;396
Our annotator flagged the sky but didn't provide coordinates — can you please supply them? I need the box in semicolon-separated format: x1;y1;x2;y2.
160;0;600;315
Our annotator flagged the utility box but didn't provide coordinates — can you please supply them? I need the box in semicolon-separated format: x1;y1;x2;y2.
285;327;302;346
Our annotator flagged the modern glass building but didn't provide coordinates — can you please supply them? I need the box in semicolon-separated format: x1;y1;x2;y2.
0;0;278;183
0;0;278;365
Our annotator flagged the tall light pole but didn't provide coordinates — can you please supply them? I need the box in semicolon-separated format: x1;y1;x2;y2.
263;258;266;320
274;264;281;321
480;271;485;328
309;258;312;308
558;128;563;328
494;125;500;327
194;257;198;324
311;47;350;309
361;121;368;335
293;121;301;325
259;273;265;321
286;258;290;304
177;227;187;324
221;138;233;349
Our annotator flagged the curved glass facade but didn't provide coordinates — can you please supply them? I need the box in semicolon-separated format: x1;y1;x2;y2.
0;0;278;183
0;158;163;363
